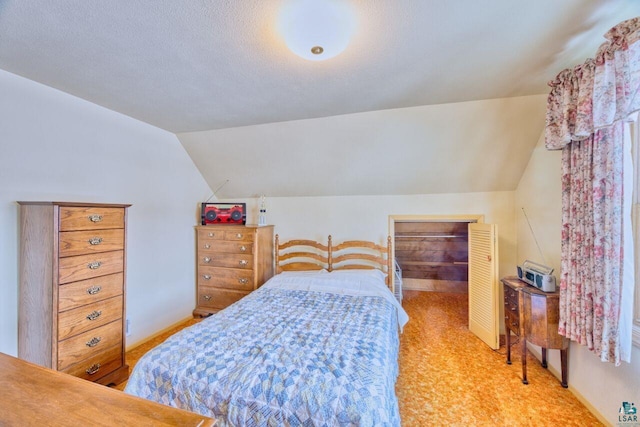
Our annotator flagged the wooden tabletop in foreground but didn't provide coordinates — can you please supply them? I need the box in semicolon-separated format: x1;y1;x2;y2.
0;352;215;426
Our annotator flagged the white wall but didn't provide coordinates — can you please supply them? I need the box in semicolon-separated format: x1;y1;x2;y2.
179;95;547;199
516;132;640;425
0;70;212;355
222;191;517;281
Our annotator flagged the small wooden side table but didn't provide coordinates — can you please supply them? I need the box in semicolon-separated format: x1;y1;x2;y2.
501;276;569;388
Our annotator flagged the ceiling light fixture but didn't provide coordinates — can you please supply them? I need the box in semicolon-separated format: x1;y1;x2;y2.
278;0;357;61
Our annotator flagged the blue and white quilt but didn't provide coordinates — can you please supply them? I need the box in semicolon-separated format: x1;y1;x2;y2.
125;270;408;426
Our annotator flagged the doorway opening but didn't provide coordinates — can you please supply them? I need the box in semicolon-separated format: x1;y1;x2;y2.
389;215;484;293
388;215;484;298
390;214;500;349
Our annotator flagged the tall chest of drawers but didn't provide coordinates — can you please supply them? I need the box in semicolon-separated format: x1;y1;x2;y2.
18;202;130;386
193;224;274;317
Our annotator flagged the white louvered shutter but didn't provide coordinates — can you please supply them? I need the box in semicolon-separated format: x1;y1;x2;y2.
468;223;499;349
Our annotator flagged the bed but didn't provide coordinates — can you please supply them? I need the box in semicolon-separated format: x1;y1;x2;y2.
125;235;408;426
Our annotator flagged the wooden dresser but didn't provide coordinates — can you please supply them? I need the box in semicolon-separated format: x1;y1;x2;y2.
502;276;568;387
18;202;130;386
193;224;274;317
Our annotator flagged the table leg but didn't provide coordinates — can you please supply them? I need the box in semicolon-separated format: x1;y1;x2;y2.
560;348;568;388
505;323;512;365
541;348;547;368
521;338;528;385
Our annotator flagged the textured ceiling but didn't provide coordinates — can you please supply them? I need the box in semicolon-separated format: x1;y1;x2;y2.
1;0;638;133
1;1;639;199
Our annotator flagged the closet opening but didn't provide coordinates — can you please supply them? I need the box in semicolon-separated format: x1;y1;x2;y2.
389;215;484;297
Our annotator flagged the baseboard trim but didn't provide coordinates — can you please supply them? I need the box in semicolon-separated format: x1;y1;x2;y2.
527;345;611;427
403;278;468;293
125;316;194;351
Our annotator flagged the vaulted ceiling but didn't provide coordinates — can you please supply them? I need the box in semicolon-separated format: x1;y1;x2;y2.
1;1;639;198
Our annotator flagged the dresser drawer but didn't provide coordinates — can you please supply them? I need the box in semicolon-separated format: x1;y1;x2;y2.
505;310;520;334
199;253;253;269
58;250;124;284
59;229;125;257
61;344;123;381
505;297;519;314
197;286;248;310
58;272;123;311
58;295;123;340
201;240;253;254
57;320;122;370
198;228;226;241
198;266;254;291
223;230;253;241
59;207;125;231
198;228;254;242
504;284;518;301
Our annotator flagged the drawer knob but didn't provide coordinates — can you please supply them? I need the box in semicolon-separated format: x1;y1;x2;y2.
86;363;101;375
86;337;102;347
239;245;247;252
203;295;212;301
204;244;211;249
511;322;518;327
86;310;102;321
88;237;103;245
86;285;102;295
511;307;517;311
239;260;248;267
203;256;212;263
203;274;211;280
88;215;103;223
208;232;215;237
236;233;243;239
238;278;249;285
87;261;102;270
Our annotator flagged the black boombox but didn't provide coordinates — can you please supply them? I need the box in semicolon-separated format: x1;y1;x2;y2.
201;203;246;225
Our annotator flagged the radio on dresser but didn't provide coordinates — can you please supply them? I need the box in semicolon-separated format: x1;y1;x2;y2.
516;260;556;292
201;203;246;225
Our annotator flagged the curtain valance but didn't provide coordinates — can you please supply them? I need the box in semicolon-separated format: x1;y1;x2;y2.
546;17;640;150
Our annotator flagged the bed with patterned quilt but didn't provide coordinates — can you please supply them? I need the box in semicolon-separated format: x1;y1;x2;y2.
124;236;408;426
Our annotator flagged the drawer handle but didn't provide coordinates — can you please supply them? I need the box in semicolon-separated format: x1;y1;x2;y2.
510;307;517;311
203;295;212;301
203;256;212;263
203;274;211;280
86;337;102;348
87;261;102;270
239;260;248;266
239;245;247;252
236;233;243;239
238;278;249;285
208;232;215;237
88;215;103;223
88;237;103;245
86;285;102;295
204;244;211;249
511;322;518;327
86;363;101;375
86;310;102;321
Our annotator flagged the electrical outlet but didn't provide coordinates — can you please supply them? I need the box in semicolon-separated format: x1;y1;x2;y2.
126;318;131;337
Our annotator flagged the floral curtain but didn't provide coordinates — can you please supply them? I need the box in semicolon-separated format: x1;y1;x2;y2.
545;17;640;365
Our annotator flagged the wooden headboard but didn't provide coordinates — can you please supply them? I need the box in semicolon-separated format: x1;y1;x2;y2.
275;235;393;286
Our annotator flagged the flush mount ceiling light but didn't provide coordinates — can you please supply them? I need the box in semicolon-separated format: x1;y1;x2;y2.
278;0;357;61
